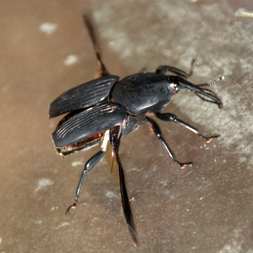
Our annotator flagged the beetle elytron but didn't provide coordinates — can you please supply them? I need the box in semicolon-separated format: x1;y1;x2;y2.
49;16;222;244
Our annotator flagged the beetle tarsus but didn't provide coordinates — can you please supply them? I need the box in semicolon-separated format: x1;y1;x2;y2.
176;161;193;169
65;200;78;215
156;112;219;144
201;134;220;144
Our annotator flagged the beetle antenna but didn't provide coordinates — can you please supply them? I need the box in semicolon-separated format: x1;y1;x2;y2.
172;76;223;108
83;15;109;77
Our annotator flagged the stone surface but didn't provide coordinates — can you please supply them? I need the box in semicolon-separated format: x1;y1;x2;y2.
0;0;252;252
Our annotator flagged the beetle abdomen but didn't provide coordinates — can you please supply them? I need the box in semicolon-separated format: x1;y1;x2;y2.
53;103;126;147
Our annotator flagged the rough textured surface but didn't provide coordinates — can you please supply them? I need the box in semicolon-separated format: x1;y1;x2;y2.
0;0;253;252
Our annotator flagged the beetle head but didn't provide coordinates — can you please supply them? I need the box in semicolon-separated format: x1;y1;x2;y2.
168;76;223;108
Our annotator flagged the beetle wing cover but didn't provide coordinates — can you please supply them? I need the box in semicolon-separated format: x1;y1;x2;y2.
49;75;119;118
53;103;126;148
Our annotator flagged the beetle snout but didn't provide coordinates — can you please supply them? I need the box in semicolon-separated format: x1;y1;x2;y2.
180;82;223;108
169;76;223;108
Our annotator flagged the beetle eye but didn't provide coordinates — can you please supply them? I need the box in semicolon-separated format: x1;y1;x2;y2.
169;83;179;93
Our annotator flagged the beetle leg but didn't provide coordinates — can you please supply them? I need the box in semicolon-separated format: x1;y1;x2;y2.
146;116;192;169
197;83;210;88
156;59;196;78
65;150;105;214
110;126;138;246
155;112;219;143
83;15;109;77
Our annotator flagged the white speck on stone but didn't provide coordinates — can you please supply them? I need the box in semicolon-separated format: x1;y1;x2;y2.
35;178;54;192
160;180;168;187
71;160;82;167
34;220;43;225
162;49;172;58
168;192;176;200
129;167;142;172
219;241;242;253
235;8;253;18
39;22;58;34
105;191;118;199
64;54;79;66
107;32;132;59
219;228;244;253
55;222;70;230
50;206;59;211
239;156;247;163
0;237;2;245
152;165;158;172
130;197;135;202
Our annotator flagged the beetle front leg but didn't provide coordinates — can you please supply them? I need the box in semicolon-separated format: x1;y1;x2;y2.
156;59;196;78
65;150;105;214
146;116;192;169
155;112;219;143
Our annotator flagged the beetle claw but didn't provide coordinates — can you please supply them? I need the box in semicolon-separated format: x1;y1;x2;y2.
179;162;193;170
203;134;220;144
65;201;78;215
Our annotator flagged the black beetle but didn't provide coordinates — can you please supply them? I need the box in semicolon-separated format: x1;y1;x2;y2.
49;16;222;245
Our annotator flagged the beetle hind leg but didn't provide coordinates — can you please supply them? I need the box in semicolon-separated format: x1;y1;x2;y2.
83;15;109;77
110;126;138;245
155;112;219;143
146;116;192;169
65;150;105;214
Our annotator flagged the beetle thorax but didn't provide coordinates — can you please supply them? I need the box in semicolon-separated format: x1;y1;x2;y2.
112;76;172;115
